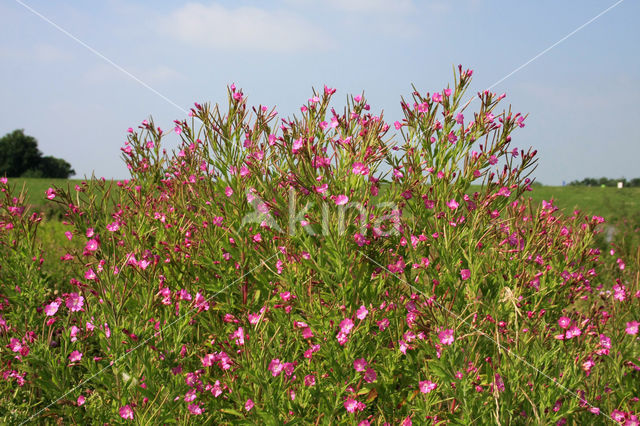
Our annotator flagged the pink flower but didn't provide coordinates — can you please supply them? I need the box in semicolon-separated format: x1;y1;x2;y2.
613;283;627;301
85;239;99;252
315;183;328;194
85;268;97;280
446;199;459;210
356;305;369;320
419;380;437;393
44;301;60;316
64;231;73;241
352;162;370;176
339;318;354;334
460;269;470;280
497;187;511;197
68;350;83;363
438;329;454;345
377;318;389;331
566;325;582;339
558;316;571;329
304;374;316;386
77;395;85;406
344;398;363;413
231;327;245;346
364;367;377;383
245;399;254;411
8;338;23;353
45;188;56;200
106;222;120;232
626;321;639;335
292;138;304;154
268;359;283;377
353;358;367;372
224;186;233;197
65;293;84;312
188;404;202;415
334;195;349;206
432;92;442;103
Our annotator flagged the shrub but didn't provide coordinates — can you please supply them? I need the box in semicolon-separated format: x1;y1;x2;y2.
0;68;638;424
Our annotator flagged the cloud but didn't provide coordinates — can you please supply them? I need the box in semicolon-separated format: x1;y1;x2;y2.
325;0;413;13
160;2;331;52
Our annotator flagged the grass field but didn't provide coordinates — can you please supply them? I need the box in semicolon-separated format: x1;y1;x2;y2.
6;178;640;224
522;185;640;222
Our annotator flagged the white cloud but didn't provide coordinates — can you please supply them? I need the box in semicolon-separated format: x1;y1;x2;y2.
325;0;413;13
160;2;331;52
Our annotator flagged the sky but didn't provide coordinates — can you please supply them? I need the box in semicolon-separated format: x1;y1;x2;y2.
1;0;638;185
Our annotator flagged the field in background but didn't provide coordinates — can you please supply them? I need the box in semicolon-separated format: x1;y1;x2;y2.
8;178;640;224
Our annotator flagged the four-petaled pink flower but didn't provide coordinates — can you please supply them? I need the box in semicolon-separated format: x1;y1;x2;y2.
419;380;437;393
460;269;470;280
268;359;283;377
68;350;83;363
120;405;134;420
558;317;571;329
85;239;99;252
356;305;369;320
344;398;365;413
304;374;316;386
626;321;639;335
44;301;60;316
446;199;459;210
353;358;367;372
107;222;120;232
46;188;56;200
340;318;354;334
352;162;370;176
65;293;84;312
245;399;254;412
334;195;349;206
438;329;454;346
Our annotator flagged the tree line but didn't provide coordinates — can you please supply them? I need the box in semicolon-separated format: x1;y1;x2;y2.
569;177;640;187
0;129;75;178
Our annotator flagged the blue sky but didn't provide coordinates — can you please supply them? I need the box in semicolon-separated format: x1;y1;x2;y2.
1;0;638;184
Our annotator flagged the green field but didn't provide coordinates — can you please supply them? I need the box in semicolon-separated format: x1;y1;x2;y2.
522;185;640;222
6;178;640;224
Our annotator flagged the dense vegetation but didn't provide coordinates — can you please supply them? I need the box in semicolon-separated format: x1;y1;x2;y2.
1;69;638;424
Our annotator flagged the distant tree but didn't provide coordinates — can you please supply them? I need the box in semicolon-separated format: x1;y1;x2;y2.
0;129;75;178
0;129;42;177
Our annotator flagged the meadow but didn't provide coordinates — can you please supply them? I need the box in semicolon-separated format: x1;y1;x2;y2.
17;178;640;224
1;71;638;424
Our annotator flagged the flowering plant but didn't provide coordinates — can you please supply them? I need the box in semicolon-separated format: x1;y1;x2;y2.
0;68;638;424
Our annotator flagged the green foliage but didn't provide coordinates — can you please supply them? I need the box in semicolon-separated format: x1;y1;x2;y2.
0;129;75;178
